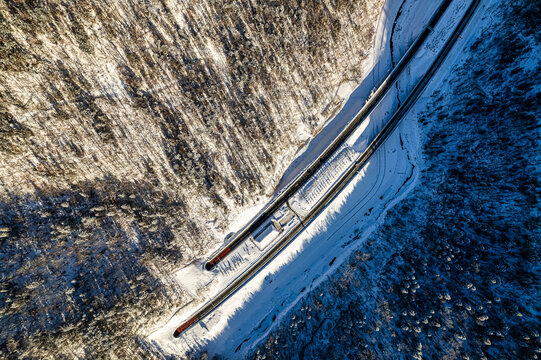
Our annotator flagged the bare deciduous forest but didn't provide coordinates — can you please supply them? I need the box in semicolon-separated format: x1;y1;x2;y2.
0;0;384;357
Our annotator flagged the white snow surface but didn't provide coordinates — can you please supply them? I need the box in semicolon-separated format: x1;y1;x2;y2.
147;0;484;357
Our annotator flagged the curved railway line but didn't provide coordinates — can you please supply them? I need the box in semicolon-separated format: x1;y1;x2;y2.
205;0;453;272
174;0;480;338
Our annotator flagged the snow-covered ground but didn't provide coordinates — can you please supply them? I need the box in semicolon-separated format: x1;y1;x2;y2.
250;0;538;357
147;0;479;356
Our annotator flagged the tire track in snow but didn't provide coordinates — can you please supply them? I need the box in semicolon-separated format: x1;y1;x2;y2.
390;0;408;108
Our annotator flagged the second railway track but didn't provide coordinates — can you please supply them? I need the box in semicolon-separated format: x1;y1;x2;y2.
204;0;455;271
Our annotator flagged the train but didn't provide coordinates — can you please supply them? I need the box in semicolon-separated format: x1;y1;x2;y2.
174;146;358;337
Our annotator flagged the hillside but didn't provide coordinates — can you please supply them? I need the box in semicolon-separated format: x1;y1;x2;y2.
0;0;384;357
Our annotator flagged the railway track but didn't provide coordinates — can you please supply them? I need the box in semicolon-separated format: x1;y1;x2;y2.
174;0;480;338
204;0;455;271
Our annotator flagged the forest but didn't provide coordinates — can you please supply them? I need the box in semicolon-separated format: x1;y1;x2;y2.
0;0;384;357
